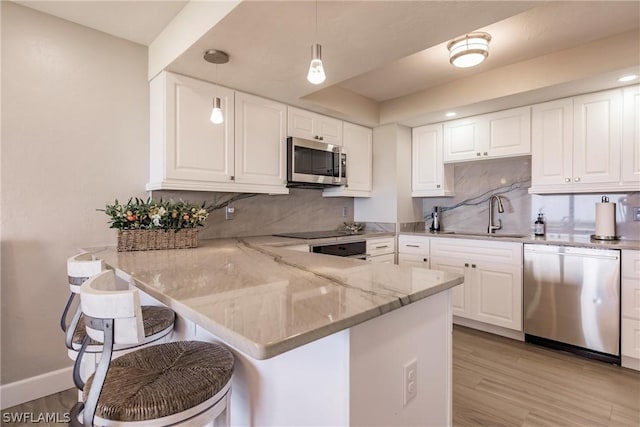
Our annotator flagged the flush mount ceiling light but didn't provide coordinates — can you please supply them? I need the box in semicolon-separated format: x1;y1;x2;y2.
203;49;229;124
307;0;326;84
445;112;457;118
447;32;491;68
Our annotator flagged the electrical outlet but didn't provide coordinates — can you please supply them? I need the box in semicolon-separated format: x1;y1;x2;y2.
633;207;640;222
342;206;348;217
403;359;417;406
225;205;235;220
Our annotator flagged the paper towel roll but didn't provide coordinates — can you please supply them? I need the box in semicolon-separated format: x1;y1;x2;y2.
595;200;616;238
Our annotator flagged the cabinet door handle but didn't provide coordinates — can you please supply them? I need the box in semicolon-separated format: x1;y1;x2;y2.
406;244;420;248
423;258;428;262
483;152;488;156
436;184;441;188
472;264;476;268
476;152;481;157
375;245;389;249
574;177;580;182
319;136;324;141
464;263;469;267
230;175;235;181
565;178;571;183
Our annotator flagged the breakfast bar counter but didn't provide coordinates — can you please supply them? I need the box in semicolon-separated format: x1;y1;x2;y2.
85;237;463;426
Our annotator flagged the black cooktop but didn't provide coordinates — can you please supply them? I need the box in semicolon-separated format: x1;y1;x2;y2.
273;230;362;239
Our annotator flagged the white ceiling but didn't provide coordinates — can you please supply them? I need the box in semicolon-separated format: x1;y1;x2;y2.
14;0;640;126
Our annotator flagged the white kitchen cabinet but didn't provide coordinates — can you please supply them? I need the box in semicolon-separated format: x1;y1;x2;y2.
443;106;531;163
366;236;395;263
622;85;640;185
621;250;640;370
411;124;454;197
531;98;574;187
323;122;372;197
430;237;523;333
530;87;633;194
572;89;622;185
147;72;288;194
235;92;287;188
398;235;430;268
287;106;342;146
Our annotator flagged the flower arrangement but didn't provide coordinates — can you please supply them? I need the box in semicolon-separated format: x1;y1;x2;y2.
100;198;209;251
101;198;209;230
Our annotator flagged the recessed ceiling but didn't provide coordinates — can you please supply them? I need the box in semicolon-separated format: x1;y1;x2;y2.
14;0;640;127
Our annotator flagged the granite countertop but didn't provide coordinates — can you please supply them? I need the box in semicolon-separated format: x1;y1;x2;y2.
400;229;640;250
86;236;462;360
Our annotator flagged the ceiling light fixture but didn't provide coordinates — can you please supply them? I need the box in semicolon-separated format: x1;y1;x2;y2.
203;49;230;125
445;112;457;118
307;0;326;84
618;74;639;82
447;32;491;68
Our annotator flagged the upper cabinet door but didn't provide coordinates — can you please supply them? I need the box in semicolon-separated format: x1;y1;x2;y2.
341;122;372;192
531;98;574;187
163;72;235;182
443;117;486;162
287;106;343;145
412;123;453;197
485;106;531;158
234;92;287;187
572;89;622;185
622;85;640;184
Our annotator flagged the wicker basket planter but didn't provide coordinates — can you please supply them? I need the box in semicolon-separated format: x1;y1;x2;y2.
117;229;199;252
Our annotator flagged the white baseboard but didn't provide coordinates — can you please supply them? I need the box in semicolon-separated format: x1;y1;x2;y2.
0;367;74;410
453;316;525;341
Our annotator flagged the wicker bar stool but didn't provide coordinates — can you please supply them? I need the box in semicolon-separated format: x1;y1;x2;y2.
70;269;234;426
63;253;176;384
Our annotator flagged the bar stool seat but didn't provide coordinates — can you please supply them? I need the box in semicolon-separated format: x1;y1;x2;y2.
70;305;175;352
70;269;235;426
84;341;234;424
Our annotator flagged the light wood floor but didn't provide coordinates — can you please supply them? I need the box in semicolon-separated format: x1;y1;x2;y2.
2;326;639;426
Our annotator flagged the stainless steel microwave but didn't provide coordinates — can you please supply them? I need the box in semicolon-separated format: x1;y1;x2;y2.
286;137;347;188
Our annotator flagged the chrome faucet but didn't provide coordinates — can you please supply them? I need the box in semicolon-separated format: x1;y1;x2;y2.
488;194;505;234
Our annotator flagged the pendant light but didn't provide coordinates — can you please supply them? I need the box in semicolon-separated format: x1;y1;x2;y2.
210;97;223;124
307;0;326;84
447;32;491;68
203;49;230;124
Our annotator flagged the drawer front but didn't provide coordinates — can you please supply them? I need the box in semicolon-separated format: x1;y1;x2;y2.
622;276;640;319
431;237;522;265
367;253;395;264
622;250;640;279
398;235;430;255
366;237;395;257
622;317;640;359
398;253;430;268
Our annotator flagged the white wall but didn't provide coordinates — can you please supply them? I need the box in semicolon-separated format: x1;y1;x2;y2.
1;2;148;386
354;123;422;225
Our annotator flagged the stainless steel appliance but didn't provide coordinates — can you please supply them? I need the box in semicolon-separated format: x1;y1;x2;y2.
524;244;621;364
287;137;346;188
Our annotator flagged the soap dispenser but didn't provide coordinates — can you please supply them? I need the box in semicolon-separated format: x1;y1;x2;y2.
534;213;545;237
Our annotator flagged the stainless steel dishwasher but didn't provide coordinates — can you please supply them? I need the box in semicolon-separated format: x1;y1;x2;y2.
524;244;620;364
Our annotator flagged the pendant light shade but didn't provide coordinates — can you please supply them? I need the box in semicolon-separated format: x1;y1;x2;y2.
307;43;326;85
210;97;223;124
447;32;491;68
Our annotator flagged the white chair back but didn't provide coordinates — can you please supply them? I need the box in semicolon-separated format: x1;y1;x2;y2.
67;253;104;294
79;270;145;346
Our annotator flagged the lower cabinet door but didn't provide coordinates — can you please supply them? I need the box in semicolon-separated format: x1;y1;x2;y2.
367;253;395;264
472;263;522;331
398;253;429;268
622;317;640;359
431;257;469;319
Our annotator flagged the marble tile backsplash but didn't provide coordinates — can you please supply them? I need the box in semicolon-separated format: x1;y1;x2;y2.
151;189;354;239
421;156;640;239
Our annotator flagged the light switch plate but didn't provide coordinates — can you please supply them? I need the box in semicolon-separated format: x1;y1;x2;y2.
226;205;235;220
633;207;640;222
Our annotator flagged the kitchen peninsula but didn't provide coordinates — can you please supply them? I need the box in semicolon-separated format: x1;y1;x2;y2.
86;237;463;426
